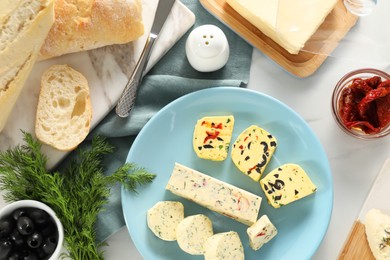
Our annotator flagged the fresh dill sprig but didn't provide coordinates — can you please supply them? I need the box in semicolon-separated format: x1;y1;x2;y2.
0;131;156;260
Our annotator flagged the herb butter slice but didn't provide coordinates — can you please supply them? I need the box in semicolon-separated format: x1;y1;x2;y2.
147;201;184;241
260;164;317;208
365;209;390;260
166;163;262;226
176;214;214;255
204;231;244;260
231;125;277;181
247;215;277;250
193;115;234;161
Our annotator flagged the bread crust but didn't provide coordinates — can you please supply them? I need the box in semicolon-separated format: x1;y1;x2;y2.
39;0;144;60
0;0;55;133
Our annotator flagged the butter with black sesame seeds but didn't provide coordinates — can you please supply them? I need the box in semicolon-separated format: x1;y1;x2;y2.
260;164;317;208
166;163;262;226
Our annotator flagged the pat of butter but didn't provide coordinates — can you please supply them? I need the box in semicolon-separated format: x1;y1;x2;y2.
260;164;317;208
225;0;338;54
166;163;262;226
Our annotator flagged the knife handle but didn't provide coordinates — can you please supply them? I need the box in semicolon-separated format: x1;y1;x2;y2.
115;78;141;118
116;37;156;117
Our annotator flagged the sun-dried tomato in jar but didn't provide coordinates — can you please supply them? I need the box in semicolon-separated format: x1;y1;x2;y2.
339;76;390;134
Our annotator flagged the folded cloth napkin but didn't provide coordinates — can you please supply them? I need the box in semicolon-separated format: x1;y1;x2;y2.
61;0;253;243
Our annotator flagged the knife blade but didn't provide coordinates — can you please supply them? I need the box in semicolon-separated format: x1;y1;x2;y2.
115;0;176;117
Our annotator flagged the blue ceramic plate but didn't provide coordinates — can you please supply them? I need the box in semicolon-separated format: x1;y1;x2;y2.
122;87;333;260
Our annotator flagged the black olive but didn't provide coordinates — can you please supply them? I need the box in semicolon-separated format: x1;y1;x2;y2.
10;228;25;247
29;209;50;226
35;248;47;259
0;219;13;238
27;232;43;248
17;216;35;236
8;252;21;260
20;249;38;260
0;239;12;260
12;208;28;221
42;236;57;255
40;222;56;237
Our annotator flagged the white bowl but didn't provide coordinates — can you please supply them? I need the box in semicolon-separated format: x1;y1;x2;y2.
0;200;64;260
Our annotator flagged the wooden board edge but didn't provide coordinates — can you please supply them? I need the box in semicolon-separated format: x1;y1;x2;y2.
338;220;375;260
200;0;358;78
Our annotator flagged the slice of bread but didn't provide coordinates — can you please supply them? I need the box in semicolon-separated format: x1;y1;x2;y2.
35;64;92;151
0;0;55;132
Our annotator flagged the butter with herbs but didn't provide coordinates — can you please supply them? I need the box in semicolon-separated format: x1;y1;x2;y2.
260;164;317;208
193;115;234;161
176;214;214;255
365;209;390;259
147;201;184;241
231;125;277;182
166;163;262;226
204;231;244;259
247;214;277;250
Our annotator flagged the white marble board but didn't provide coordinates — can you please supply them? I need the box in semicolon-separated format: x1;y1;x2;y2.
0;0;195;169
358;158;390;222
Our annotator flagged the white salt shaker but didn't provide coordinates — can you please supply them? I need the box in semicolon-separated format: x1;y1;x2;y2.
185;24;230;72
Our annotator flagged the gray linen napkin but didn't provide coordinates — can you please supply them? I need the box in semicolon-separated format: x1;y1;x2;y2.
62;0;253;243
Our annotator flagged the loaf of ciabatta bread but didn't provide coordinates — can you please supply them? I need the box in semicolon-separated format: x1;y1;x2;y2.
0;0;55;133
35;65;92;151
39;0;145;60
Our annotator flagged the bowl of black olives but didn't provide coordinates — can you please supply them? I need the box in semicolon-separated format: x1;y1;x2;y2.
0;200;64;260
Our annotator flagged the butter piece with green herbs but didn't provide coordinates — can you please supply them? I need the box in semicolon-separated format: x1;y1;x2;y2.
147;201;184;241
166;163;262;226
247;214;277;250
204;231;244;259
176;214;214;255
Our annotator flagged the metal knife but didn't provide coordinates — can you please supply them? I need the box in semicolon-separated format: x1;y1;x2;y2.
115;0;176;117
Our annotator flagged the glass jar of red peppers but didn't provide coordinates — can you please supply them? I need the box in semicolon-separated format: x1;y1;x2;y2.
332;68;390;139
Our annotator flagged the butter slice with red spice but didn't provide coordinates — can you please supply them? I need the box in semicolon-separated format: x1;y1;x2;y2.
193;115;234;161
247;215;277;250
260;164;317;208
166;163;262;226
231;125;277;181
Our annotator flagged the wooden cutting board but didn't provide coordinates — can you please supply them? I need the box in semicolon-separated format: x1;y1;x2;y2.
338;158;390;259
200;0;358;78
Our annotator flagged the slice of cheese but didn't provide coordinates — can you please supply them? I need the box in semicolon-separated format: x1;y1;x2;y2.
176;214;214;255
247;215;277;250
204;231;244;260
147;201;184;241
166;163;262;226
225;0;338;54
231;125;277;182
365;209;390;260
260;164;317;208
193;115;234;161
